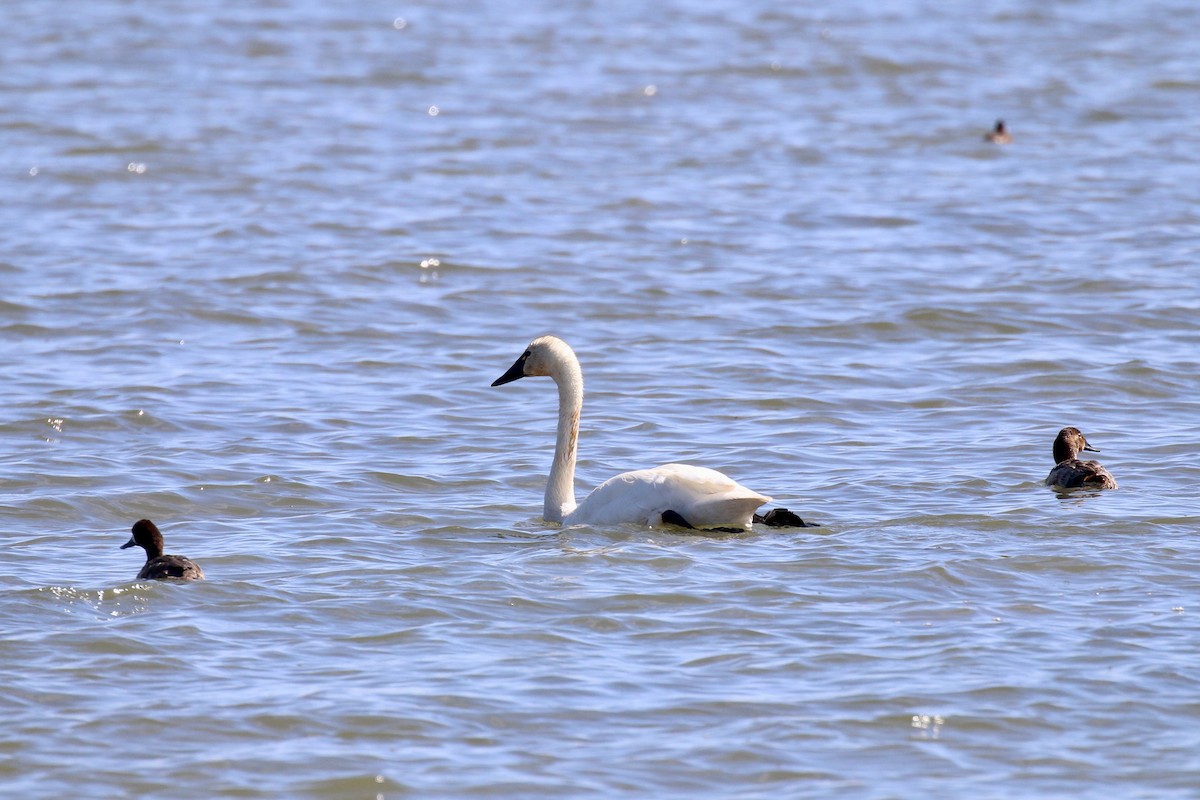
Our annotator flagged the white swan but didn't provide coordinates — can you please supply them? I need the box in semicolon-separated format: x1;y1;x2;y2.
492;335;771;528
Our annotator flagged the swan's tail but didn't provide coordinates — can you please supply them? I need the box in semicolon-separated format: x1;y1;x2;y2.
669;493;771;530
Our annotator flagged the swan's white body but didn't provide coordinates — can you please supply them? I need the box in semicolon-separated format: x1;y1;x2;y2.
492;336;770;528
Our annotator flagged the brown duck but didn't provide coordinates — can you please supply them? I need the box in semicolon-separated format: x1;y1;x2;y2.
985;119;1013;144
1044;427;1117;490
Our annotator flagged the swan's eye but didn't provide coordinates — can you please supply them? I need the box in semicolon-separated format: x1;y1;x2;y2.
522;350;531;359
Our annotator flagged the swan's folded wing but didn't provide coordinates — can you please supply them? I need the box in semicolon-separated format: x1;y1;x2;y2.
569;463;770;528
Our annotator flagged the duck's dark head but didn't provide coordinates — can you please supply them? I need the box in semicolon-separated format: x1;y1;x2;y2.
122;519;165;559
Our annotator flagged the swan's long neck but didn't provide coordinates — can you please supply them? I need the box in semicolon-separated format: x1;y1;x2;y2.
545;352;583;522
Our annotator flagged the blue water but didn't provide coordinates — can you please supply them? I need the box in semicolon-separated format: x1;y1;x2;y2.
2;0;1200;797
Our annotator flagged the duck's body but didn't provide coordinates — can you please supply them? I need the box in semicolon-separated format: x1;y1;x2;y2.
985;119;1013;144
135;554;205;581
492;336;772;529
1044;427;1117;490
121;519;205;581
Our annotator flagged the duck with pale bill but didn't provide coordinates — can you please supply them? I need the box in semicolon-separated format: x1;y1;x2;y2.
121;519;205;581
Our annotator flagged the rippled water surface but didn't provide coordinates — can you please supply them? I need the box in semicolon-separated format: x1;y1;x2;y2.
3;0;1200;797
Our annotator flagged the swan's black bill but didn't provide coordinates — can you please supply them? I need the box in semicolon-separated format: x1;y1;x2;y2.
120;538;136;550
492;353;529;386
1083;443;1100;452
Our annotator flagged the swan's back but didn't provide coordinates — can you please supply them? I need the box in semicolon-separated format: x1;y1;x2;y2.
567;463;771;528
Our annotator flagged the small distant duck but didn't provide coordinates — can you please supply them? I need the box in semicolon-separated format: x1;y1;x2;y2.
985;119;1012;144
1045;427;1118;490
121;519;205;581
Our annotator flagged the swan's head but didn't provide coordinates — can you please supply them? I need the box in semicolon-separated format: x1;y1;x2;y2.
492;336;575;386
